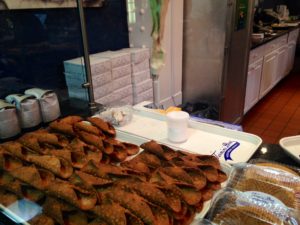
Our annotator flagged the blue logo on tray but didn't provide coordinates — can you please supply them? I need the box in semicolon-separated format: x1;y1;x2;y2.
212;141;240;161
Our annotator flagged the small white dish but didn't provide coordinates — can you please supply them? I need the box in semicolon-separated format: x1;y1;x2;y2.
279;135;300;164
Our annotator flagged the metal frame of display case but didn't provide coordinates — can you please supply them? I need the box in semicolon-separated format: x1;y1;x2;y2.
76;0;100;114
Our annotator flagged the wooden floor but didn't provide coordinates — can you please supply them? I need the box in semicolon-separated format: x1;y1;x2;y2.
242;72;300;144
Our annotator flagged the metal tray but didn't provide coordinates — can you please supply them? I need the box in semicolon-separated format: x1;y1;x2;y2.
116;109;262;164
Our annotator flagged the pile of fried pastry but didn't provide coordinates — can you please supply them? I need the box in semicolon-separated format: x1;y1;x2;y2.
0;116;227;225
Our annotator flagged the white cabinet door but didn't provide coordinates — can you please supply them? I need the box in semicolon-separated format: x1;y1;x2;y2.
275;44;288;83
244;59;263;114
287;42;297;74
260;50;278;99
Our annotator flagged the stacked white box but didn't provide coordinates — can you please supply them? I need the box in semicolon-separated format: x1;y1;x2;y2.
121;48;150;64
65;48;152;106
123;48;153;105
92;50;133;105
63;56;112;102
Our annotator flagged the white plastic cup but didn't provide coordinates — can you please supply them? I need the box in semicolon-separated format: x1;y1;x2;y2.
166;111;190;143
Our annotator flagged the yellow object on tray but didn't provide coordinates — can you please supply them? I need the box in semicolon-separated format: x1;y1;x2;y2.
155;106;181;115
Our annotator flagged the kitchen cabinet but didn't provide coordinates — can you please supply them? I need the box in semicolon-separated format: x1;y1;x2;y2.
287;42;297;74
259;50;278;99
276;44;289;83
244;29;299;114
244;59;263;114
286;29;299;75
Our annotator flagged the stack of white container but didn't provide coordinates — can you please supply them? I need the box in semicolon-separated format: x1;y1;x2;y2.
92;51;133;105
122;48;153;105
63;48;153;106
63;57;111;102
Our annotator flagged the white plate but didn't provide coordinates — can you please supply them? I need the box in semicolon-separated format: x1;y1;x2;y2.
116;109;262;164
279;135;300;164
116;131;231;219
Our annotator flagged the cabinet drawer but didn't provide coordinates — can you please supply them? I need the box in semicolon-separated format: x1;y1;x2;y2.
277;34;288;47
249;45;265;64
264;39;279;54
288;28;299;43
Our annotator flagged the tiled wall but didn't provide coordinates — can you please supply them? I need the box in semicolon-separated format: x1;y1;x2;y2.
0;0;129;105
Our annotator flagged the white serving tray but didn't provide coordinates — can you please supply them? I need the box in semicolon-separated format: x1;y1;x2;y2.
279;135;300;164
116;131;231;220
116;109;262;165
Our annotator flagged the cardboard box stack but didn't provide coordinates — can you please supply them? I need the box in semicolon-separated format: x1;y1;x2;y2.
63;57;111;102
121;48;153;104
63;48;153;106
89;51;133;105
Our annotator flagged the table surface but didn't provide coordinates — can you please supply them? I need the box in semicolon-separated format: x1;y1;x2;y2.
251;143;300;168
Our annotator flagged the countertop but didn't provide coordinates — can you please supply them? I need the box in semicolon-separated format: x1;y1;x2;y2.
251;143;300;168
251;26;299;50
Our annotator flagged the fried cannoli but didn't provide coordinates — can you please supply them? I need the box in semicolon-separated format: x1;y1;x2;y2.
0;171;44;202
102;140;115;155
3;141;73;179
110;144;128;162
28;214;55;225
77;131;104;150
121;158;151;175
154;184;183;213
182;154;221;170
87;117;116;137
49;149;87;169
70;138;99;152
198;166;219;182
49;120;76;136
2;141;38;160
149;203;170;225
177;186;202;206
47;179;98;210
201;187;214;201
27;154;73;179
100;188;155;225
18;134;47;154
182;167;207;190
10;165;55;190
58;115;83;125
74;121;102;136
71;171;113;188
116;179;179;214
134;152;162;169
140;140;166;159
122;142;140;156
81;161;129;179
43;196;88;225
92;201;127;225
217;170;228;183
160;167;194;185
0;189;19;206
0;146;23;171
31;130;61;147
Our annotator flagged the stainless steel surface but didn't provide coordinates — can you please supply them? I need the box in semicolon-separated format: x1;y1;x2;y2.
76;0;98;113
182;0;254;123
182;0;229;107
220;0;254;123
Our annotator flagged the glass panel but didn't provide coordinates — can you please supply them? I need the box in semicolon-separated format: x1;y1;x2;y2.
0;1;130;224
0;4;89;120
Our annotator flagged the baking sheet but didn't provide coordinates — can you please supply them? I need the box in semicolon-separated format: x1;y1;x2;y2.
116;109;262;164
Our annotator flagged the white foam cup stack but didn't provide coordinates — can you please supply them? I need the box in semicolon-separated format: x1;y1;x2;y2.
166;111;190;143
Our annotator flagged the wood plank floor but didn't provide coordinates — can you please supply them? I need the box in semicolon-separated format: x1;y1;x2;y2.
242;73;300;144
